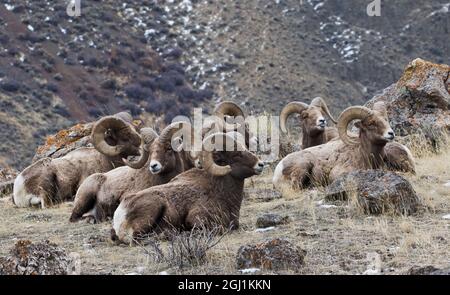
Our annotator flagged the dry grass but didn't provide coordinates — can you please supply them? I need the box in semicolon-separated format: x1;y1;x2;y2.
0;145;449;274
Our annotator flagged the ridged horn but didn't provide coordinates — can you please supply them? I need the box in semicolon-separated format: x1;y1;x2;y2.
202;132;237;176
280;102;309;133
214;101;245;131
91;113;141;157
337;106;373;146
214;101;245;118
310;97;337;124
159;121;192;147
122;128;158;169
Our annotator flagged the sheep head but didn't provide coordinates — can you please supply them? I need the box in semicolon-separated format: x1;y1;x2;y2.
91;112;142;158
280;97;337;135
147;121;192;174
338;102;395;147
121;127;158;169
201;132;264;179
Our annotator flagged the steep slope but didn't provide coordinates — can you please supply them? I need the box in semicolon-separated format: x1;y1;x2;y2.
0;0;448;168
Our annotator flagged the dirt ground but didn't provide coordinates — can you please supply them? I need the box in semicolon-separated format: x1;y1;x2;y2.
0;148;449;275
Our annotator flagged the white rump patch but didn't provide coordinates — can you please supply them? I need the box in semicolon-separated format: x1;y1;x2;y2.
272;160;284;184
113;203;127;237
13;174;38;207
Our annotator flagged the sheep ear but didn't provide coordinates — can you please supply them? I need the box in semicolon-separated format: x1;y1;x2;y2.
354;121;362;129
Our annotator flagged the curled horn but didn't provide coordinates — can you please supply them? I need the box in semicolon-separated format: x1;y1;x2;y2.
91;113;141;157
337;106;373;146
214;101;245;118
112;112;134;124
159;121;192;147
372;101;388;118
280;102;309;133
202;132;239;176
310;97;337;124
122;128;158;169
214;101;245;131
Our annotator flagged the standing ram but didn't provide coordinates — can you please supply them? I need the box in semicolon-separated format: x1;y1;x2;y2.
273;102;415;190
69;122;195;223
111;132;265;244
13;112;142;208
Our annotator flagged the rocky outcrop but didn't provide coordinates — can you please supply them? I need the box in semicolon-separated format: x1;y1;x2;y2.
366;59;450;150
325;170;422;215
0;240;79;275
236;238;306;271
32;123;93;162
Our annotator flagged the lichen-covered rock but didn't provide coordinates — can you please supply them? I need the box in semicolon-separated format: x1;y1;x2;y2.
32;123;94;162
366;59;450;150
236;238;306;271
256;214;290;228
325;170;421;215
407;265;450;275
0;240;79;275
0;166;18;198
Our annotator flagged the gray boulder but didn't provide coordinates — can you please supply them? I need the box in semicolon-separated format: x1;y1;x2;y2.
325;170;421;215
0;240;79;275
236;238;306;271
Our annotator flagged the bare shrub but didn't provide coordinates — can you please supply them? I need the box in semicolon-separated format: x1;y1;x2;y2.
137;224;230;269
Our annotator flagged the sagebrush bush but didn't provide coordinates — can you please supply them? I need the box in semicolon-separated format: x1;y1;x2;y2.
124;83;153;101
140;224;230;269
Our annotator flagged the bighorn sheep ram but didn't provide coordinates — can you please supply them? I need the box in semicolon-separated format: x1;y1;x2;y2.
273;102;415;190
13;112;143;208
280;97;338;149
69;122;195;223
204;101;258;149
111;132;265;244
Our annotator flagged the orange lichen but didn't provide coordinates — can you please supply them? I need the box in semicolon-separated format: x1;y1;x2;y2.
36;123;92;154
398;58;450;90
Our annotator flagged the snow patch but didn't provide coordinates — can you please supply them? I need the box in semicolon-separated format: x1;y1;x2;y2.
239;268;260;274
255;227;275;233
5;4;14;11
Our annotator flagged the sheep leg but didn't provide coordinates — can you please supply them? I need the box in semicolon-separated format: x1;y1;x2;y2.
70;174;104;222
289;161;314;190
37;169;58;208
383;142;416;174
128;198;168;242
